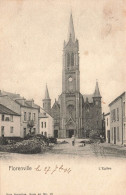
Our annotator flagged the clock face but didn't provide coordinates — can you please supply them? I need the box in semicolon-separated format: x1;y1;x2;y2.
68;77;72;82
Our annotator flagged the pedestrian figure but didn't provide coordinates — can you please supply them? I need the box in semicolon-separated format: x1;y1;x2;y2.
71;135;75;146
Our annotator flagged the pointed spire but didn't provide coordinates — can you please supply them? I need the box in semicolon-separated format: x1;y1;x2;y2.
45;84;50;99
68;13;75;42
93;80;101;98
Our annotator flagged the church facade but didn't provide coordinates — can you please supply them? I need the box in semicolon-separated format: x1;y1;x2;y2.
43;14;102;138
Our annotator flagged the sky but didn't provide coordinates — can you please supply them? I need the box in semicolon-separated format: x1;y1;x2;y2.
0;0;126;113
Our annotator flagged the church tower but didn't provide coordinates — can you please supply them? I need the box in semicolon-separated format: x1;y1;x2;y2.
92;80;102;133
93;80;102;106
59;14;84;138
42;84;51;115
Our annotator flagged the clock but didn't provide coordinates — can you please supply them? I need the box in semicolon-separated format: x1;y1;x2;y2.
69;77;72;82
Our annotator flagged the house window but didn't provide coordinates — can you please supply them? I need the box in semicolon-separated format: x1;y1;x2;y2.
1;126;4;136
5;116;9;121
33;113;36;121
124;124;126;139
2;114;4;121
117;127;120;141
111;109;116;122
24;112;27;121
123;102;125;117
41;122;43;128
113;109;116;121
117;108;119;121
45;122;46;128
111;128;113;140
10;127;14;133
28;112;31;120
10;115;13;122
44;131;47;137
107;118;108;126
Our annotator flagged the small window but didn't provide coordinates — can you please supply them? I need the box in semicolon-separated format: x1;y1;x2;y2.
111;128;113;140
107;118;108;126
117;127;120;141
28;112;31;120
10;115;13;122
41;122;43;128
45;122;46;128
2;114;4;121
44;131;47;137
5;117;9;121
117;108;119;121
33;113;36;121
1;126;4;136
10;127;14;133
24;112;27;121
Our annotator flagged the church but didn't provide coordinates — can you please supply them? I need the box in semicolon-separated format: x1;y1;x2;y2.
42;14;102;138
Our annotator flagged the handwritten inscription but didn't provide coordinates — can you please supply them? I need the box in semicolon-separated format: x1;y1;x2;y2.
35;164;71;175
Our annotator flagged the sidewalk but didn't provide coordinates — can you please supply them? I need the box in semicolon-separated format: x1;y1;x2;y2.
100;142;126;151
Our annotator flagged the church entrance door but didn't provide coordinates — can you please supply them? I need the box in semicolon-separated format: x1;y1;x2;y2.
54;130;58;138
67;130;74;138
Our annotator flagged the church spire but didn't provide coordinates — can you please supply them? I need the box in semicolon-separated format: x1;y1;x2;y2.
45;84;50;99
93;80;101;98
68;13;75;42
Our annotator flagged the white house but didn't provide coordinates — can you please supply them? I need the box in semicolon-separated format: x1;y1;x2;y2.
39;108;54;137
0;91;40;138
109;92;126;145
0;104;21;137
104;112;110;143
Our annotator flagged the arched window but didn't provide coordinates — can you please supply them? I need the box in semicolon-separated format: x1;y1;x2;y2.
86;105;90;112
67;53;70;67
71;53;74;66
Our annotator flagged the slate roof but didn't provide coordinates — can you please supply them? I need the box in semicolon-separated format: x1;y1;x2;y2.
0;90;40;109
0;90;21;99
0;104;20;116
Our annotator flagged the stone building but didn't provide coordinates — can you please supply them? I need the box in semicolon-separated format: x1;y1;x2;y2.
42;14;102;138
0;104;20;138
0;91;40;138
109;92;126;145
